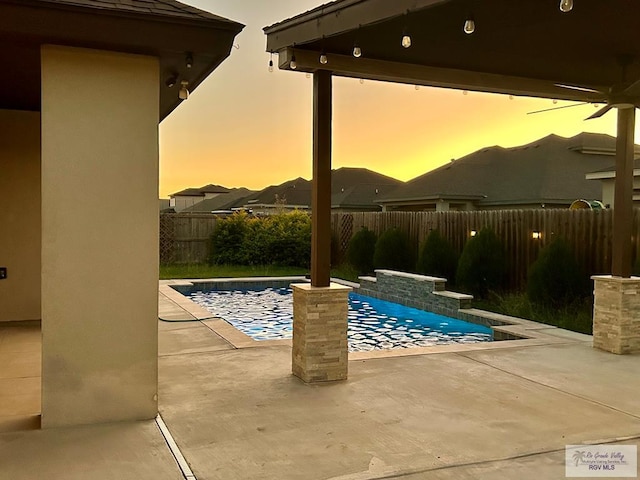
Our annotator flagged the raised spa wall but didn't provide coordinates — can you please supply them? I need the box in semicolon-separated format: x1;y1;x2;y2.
356;270;523;341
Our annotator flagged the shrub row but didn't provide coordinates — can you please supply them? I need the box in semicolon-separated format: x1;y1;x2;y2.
209;211;311;268
345;226;590;306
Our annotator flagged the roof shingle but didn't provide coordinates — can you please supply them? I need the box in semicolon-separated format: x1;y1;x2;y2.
34;0;238;24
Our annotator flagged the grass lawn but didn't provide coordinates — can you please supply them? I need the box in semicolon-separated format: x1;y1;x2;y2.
160;264;309;280
160;263;363;282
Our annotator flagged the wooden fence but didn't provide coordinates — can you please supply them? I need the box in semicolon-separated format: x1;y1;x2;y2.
161;209;640;290
160;214;219;265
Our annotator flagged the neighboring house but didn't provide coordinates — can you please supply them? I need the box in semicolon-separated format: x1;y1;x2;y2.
331;167;403;212
586;160;640;208
237;177;312;215
169;184;231;212
379;133;629;212
159;199;171;212
231;167;403;214
0;0;242;428
181;187;256;213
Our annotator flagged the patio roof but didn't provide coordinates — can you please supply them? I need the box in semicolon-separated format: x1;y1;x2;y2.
0;0;243;120
265;0;639;102
265;0;640;279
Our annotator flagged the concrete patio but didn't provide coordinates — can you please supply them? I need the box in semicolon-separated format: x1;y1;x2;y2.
0;291;638;479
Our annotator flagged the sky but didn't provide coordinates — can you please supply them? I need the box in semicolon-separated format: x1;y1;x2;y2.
158;0;623;198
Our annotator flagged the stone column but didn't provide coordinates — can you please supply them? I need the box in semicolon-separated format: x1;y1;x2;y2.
592;275;640;354
291;283;351;383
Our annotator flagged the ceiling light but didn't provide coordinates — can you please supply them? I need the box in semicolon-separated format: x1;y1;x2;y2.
290;52;297;70
165;74;178;88
319;51;328;65
559;0;573;12
353;43;362;58
179;80;189;100
402;28;412;48
463;17;475;34
268;51;274;73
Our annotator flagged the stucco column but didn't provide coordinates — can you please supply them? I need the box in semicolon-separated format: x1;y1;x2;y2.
592;275;640;354
40;45;159;427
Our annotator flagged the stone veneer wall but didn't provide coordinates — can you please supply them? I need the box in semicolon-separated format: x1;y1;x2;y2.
357;270;473;319
592;275;640;354
291;283;351;383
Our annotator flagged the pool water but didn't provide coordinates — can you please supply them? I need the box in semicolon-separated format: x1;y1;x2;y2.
188;287;492;352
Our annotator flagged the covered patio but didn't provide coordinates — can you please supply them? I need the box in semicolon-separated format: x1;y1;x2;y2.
264;0;640;383
0;0;242;428
1;295;639;478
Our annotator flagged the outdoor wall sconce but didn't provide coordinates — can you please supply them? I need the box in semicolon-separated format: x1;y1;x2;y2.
470;230;477;237
532;231;542;240
179;80;189;100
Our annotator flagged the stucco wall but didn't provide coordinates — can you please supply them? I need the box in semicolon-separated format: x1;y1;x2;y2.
0;110;41;322
40;46;159;428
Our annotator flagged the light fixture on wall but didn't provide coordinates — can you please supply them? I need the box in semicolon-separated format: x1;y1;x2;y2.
559;0;573;12
463;15;475;34
470;230;478;237
532;231;542;240
179;80;189;100
185;53;193;69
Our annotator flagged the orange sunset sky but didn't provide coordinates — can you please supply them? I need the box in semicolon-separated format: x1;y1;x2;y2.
159;0;625;198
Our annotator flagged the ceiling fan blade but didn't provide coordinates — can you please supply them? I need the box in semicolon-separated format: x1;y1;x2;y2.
555;83;603;94
586;104;613;120
527;102;590;115
623;78;640;96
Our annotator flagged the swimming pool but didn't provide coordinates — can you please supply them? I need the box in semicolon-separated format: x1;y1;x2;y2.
187;286;492;351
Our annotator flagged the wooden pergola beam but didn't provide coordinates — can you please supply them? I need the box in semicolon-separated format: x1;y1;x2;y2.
311;70;333;287
612;107;635;278
278;49;604;103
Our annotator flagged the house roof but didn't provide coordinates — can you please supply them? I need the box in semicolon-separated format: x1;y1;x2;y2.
1;0;243;119
380;133;626;207
170;184;232;197
32;0;238;23
235;168;404;209
182;188;255;213
240;177;313;208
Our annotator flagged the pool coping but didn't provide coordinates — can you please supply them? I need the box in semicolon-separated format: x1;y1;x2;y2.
159;278;592;360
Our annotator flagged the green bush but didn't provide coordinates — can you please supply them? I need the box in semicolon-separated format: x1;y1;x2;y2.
416;230;458;282
456;227;506;298
209;211;311;268
527;238;588;307
264;211;312;268
346;227;377;274
209;212;251;265
373;228;414;271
